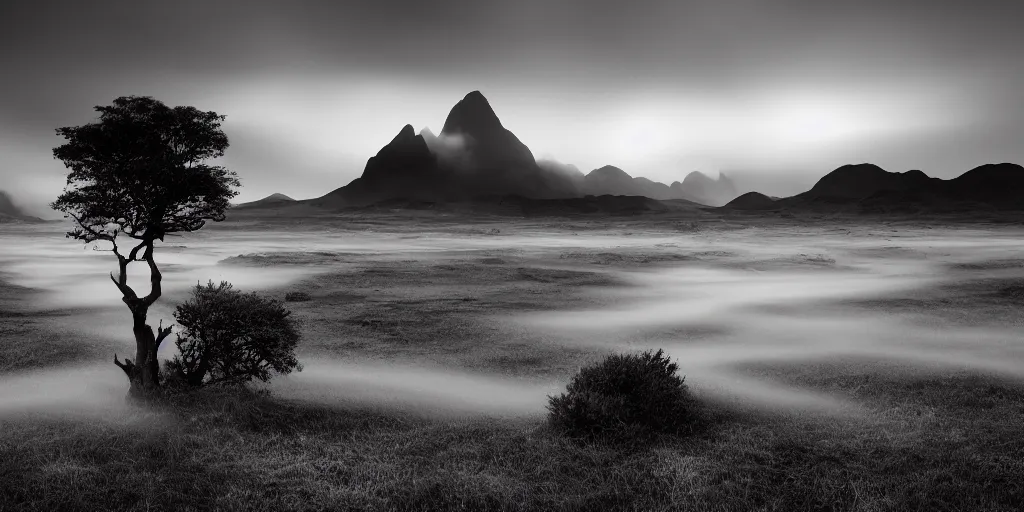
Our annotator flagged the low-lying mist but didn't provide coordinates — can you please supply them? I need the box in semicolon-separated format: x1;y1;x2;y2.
271;360;558;418
2;221;1023;419
518;236;1024;411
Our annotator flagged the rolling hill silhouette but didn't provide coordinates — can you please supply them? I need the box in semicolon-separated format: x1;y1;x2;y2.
947;163;1024;208
234;193;296;209
791;164;938;202
726;192;778;210
726;163;1024;212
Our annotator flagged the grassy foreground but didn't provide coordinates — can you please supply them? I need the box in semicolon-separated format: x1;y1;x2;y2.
2;367;1022;512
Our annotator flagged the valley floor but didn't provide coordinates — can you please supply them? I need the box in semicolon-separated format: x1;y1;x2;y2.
1;210;1023;511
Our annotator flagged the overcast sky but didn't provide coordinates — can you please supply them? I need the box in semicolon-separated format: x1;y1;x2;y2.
2;0;1022;216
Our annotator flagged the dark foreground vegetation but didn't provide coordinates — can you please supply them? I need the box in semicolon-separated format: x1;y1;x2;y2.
2;367;1023;512
549;349;696;443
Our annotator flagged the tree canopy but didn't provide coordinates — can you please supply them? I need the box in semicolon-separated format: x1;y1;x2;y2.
51;95;239;246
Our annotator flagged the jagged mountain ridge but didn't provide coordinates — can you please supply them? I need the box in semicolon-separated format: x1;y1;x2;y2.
310;91;733;208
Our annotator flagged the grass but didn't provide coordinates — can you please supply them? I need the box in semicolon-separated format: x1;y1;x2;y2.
2;369;1023;511
0;280;112;373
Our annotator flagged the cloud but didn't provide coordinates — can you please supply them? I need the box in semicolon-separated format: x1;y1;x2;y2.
3;0;1024;199
420;128;475;173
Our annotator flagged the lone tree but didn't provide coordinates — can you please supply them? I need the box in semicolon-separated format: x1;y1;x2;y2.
51;96;239;397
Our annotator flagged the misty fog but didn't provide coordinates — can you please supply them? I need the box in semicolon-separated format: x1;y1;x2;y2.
2;221;1023;419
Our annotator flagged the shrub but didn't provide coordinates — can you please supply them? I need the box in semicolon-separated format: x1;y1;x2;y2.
164;281;301;388
285;291;311;302
547;349;693;442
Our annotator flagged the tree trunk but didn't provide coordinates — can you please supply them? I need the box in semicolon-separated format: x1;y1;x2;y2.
110;239;169;400
128;312;161;398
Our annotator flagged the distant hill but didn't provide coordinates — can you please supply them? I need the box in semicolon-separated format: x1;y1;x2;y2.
671;171;738;206
578;166;736;204
946;163;1024;209
789;164;938;203
582;166;647;197
725;192;778;210
0;190;42;222
234;193;296;209
759;163;1024;213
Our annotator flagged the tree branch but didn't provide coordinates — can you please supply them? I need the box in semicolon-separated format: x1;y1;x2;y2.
142;241;162;306
127;239;148;262
108;239;139;302
68;212;114;243
154;319;173;350
113;353;135;378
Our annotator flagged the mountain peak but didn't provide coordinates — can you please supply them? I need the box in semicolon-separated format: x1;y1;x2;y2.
392;124;418;143
464;90;487;102
263;193;294;202
589;165;632;179
682;171;714;185
441;91;502;137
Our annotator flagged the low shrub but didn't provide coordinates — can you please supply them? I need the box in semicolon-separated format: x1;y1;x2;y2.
548;349;694;442
163;281;302;388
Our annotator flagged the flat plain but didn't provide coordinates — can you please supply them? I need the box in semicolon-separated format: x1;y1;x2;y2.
1;207;1023;511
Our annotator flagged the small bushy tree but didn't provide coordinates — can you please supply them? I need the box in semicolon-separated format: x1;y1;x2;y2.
165;281;301;387
548;349;694;442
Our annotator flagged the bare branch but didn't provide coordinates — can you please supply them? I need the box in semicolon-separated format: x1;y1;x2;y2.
154;319;173;350
68;212;114;243
127;239;148;262
113;354;134;378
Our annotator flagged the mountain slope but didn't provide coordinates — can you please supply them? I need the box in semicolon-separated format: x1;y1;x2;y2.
0;190;42;222
312;124;444;208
